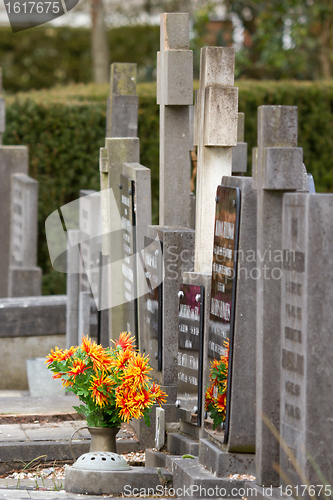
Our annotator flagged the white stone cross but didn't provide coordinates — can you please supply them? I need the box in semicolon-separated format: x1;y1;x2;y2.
157;12;193;227
194;47;238;273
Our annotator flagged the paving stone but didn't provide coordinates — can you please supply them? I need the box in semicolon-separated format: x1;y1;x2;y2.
0;426;27;442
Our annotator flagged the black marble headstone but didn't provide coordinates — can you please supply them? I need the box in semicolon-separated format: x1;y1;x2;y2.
119;174;138;343
177;283;204;426
206;185;241;442
143;236;163;371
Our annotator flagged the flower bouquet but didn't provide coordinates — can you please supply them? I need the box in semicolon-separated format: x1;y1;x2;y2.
204;340;229;429
45;333;167;428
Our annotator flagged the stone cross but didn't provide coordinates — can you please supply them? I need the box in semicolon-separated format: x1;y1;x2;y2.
106;62;138;138
0;68;5;146
194;47;238;273
255;106;303;487
157;12;193;227
100;63;140;343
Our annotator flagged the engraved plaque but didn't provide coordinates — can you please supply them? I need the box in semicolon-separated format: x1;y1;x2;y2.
206;185;241;442
280;198;306;486
177;283;204;426
143;236;163;371
119;174;138;343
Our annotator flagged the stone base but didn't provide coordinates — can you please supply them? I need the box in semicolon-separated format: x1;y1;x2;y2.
145;449;177;468
167;456;249;498
8;266;42;297
167;432;199;456
131;401;177;449
199;438;255;476
65;466;172;496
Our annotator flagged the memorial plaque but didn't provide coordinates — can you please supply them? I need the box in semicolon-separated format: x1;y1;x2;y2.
206;185;241;442
177;283;204;426
119;174;138;343
143;236;163;372
280;196;307;488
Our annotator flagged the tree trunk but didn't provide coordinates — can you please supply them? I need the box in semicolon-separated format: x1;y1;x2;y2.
91;0;109;83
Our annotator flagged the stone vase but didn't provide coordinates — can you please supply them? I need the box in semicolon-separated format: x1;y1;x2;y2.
88;426;119;453
69;425;119;460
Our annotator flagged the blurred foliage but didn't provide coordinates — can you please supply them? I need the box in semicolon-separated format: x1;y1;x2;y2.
3;80;333;294
191;0;333;80
0;25;159;93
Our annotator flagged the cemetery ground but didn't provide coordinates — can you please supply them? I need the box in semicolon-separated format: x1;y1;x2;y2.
0;391;146;498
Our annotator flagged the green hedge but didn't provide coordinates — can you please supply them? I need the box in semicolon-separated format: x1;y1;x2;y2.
3;80;333;294
0;25;159;93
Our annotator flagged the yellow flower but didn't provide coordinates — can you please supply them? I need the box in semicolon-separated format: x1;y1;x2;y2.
123;353;151;389
112;332;136;352
45;346;77;365
89;372;114;407
81;336;112;372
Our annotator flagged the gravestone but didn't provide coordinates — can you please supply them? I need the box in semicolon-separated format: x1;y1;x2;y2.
8;173;42;297
0;72;31;297
66;229;80;349
232;112;247;174
255;106;304;487
78;189;101;339
194;46;238;273
118;174;138;342
280;193;333;494
142;235;163;371
0;150;29;297
217;175;257;453
122;162;152;354
157;12;193;228
176;283;205;427
103;67;140;342
144;225;195;385
205;184;241;443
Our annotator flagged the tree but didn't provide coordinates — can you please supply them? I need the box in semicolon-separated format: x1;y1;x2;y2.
91;0;110;83
222;0;333;79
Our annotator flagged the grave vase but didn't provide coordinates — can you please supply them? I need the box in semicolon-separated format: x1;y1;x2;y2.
70;426;119;460
88;426;119;453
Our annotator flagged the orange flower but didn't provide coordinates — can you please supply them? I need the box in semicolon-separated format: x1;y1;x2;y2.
45;346;77;365
124;353;151;389
214;391;227;413
205;385;214;410
89;372;114;407
67;359;89;381
113;332;136;352
116;385;136;423
110;349;133;370
81;337;112;372
134;388;155;410
150;383;167;406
